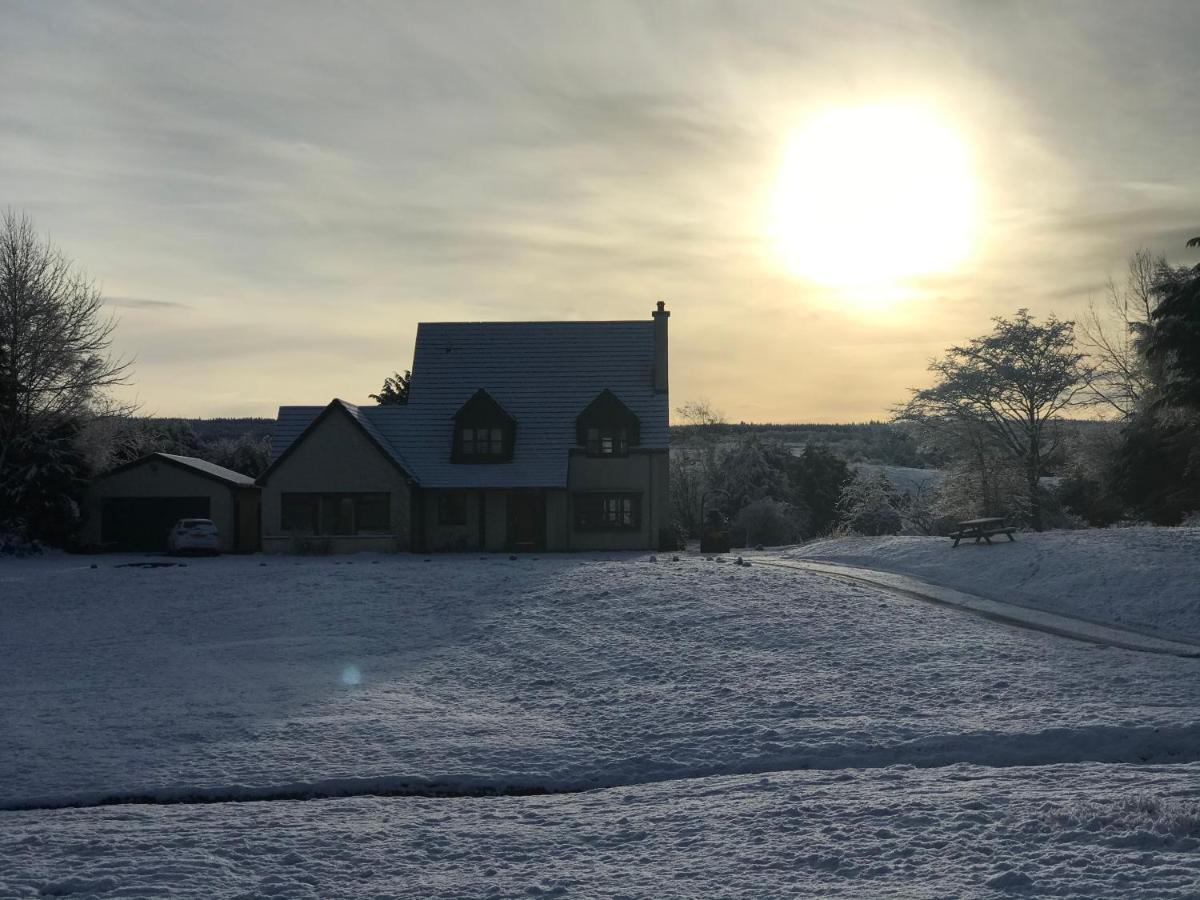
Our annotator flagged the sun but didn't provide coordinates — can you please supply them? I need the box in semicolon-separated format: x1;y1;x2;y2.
769;103;978;292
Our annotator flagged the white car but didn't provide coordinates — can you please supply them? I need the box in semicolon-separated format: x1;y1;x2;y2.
167;518;220;555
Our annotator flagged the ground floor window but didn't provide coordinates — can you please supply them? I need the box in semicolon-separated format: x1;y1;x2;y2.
281;493;391;535
437;491;468;526
573;492;641;531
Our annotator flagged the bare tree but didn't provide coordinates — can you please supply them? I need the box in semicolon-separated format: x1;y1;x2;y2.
675;398;724;427
0;211;130;527
896;310;1091;531
0;211;130;435
671;399;726;536
1078;249;1165;417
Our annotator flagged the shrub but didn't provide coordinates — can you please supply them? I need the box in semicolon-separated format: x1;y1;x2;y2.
733;497;803;547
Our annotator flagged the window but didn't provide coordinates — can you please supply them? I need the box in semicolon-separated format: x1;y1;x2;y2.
281;493;391;535
586;426;628;456
460;427;505;458
437;492;468;526
453;390;517;462
576;390;640;456
282;494;318;534
574;492;641;531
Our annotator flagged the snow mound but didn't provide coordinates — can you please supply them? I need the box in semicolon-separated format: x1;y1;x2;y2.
784;527;1200;643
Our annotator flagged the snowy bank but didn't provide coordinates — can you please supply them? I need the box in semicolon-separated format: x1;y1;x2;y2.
782;527;1200;643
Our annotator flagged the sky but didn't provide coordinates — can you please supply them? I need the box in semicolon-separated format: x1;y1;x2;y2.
3;1;1199;422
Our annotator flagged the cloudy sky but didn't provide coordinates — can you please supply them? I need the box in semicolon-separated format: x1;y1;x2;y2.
3;1;1198;421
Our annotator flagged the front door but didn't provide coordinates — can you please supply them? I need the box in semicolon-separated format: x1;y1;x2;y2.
505;491;545;552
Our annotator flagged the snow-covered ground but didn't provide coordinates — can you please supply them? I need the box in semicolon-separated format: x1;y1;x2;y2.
854;463;944;493
3;549;1199;897
783;527;1200;643
5;764;1200;898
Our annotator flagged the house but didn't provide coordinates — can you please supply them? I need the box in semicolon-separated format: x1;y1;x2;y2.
81;453;261;553
258;303;671;553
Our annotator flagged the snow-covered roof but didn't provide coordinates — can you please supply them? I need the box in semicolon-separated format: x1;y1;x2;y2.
152;453;257;486
268;319;668;488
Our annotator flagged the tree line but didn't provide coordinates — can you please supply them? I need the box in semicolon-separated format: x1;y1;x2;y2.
674;238;1200;543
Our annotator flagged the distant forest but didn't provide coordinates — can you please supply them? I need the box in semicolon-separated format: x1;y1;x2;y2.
182;418;276;443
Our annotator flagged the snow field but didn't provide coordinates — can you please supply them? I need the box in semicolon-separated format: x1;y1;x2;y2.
3;549;1200;897
3;553;1199;808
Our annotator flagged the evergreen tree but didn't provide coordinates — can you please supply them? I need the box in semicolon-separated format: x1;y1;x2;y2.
370;370;410;405
1143;262;1200;412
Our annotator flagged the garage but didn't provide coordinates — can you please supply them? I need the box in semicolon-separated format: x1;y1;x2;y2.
100;496;212;551
81;453;261;553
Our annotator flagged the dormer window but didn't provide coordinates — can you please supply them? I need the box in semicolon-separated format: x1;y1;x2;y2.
586;426;628;456
577;390;640;457
452;389;516;463
461;426;505;457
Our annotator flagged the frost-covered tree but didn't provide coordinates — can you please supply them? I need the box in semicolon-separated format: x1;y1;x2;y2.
836;470;902;536
716;433;792;518
896;310;1091;531
202;433;272;477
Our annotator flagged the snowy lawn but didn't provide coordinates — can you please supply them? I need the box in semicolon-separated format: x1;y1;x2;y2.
782;527;1200;643
4;764;1200;899
4;552;1200;807
3;550;1200;897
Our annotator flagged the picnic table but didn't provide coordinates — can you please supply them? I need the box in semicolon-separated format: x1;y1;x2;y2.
949;517;1016;548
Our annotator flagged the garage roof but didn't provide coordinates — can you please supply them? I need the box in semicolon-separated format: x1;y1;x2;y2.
99;452;258;488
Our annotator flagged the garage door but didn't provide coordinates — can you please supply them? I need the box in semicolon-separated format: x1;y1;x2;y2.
100;497;211;551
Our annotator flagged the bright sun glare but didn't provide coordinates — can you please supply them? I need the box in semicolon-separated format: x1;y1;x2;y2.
770;103;978;293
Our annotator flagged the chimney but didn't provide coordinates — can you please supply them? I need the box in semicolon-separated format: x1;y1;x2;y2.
652;300;669;394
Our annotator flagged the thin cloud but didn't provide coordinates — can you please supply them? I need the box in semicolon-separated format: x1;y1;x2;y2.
105;296;189;310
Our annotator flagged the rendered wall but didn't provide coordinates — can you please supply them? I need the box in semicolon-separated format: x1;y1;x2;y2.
260;410;411;554
566;450;669;550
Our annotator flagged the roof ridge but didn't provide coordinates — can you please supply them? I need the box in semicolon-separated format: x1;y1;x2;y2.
154;452;256;485
416;319;650;327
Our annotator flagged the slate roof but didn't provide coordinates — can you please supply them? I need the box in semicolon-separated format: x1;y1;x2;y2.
268;319;668;489
154;453;257;486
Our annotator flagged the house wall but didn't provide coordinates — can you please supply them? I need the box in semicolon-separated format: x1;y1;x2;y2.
545;490;569;551
81;462;241;552
234;486;262;553
566;449;669;551
484;490;508;552
260;410;412;554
